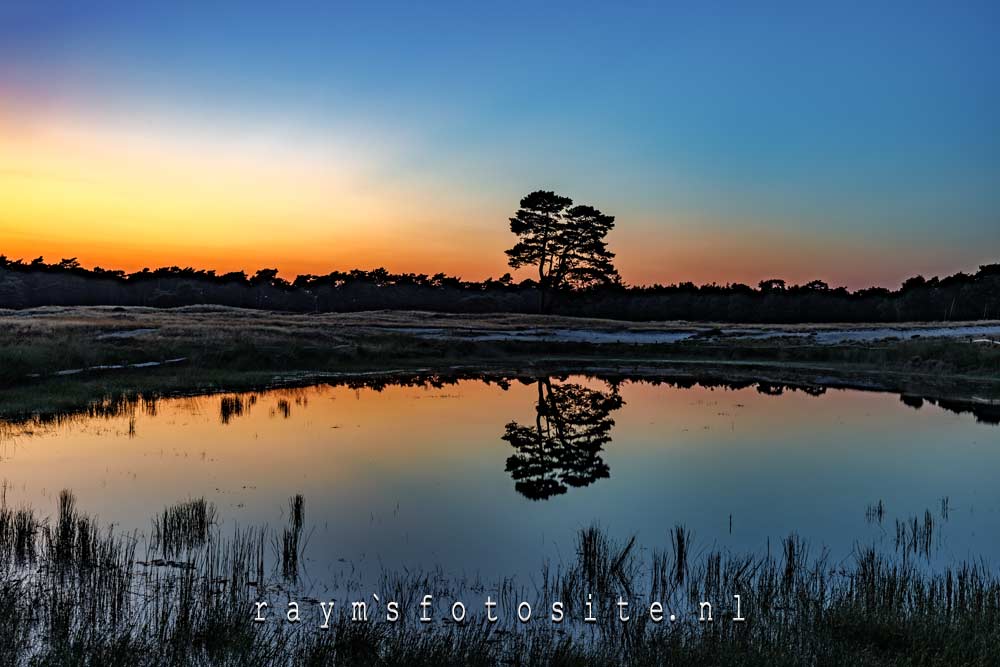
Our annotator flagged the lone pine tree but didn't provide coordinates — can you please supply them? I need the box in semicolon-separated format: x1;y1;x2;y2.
505;190;620;312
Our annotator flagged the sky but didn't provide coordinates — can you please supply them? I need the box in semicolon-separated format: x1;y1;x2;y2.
1;1;998;289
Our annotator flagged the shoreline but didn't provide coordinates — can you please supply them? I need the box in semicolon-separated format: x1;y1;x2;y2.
3;356;998;427
2;306;999;423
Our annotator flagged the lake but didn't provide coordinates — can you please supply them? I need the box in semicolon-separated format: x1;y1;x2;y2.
2;374;998;590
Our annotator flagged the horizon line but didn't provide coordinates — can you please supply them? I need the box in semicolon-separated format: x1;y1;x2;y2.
2;253;996;293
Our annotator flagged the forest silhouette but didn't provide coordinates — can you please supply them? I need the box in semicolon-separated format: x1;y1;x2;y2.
2;190;999;322
3;255;998;323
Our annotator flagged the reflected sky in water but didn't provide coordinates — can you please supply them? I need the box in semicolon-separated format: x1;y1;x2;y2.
1;377;997;584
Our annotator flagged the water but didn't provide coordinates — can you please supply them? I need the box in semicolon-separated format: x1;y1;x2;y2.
1;375;998;587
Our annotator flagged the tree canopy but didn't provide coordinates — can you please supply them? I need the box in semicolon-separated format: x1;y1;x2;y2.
505;190;619;311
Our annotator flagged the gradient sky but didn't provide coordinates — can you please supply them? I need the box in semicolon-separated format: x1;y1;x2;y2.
1;1;998;288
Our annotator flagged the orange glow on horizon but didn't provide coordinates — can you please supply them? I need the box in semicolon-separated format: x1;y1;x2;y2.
0;109;966;290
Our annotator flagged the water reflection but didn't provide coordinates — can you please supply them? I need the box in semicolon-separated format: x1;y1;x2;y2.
1;371;999;581
502;379;624;500
3;369;998;437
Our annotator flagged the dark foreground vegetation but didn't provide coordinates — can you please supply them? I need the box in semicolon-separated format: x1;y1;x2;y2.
2;490;999;666
2;256;1000;322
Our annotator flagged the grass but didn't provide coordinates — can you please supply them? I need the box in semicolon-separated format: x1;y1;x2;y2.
152;498;217;557
2;491;1000;665
0;505;38;565
866;500;885;524
894;510;936;558
219;395;246;424
279;494;304;581
1;306;998;401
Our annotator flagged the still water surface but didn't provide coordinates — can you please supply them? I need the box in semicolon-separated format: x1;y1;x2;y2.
1;376;997;584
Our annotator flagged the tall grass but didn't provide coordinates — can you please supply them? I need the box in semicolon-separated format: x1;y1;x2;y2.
152;498;217;557
219;395;246;424
0;505;38;565
279;494;304;581
3;492;1000;665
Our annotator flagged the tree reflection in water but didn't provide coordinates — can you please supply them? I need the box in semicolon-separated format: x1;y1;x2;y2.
502;378;624;500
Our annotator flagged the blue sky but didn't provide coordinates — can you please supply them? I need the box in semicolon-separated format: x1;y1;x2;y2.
1;1;997;286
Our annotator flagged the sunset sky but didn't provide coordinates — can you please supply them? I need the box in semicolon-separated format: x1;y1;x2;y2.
1;2;997;289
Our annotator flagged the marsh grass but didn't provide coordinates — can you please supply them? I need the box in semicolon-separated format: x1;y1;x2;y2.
288;493;304;534
2;492;1000;665
219;395;246;424
895;510;936;559
0;505;38;565
152;498;217;557
865;499;885;524
554;525;639;625
278;494;305;581
671;524;691;585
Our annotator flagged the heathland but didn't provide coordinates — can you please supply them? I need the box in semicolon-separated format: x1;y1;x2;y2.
2;305;999;423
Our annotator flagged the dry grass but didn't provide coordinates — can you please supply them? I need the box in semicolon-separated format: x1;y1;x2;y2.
4;303;999;334
1;306;998;425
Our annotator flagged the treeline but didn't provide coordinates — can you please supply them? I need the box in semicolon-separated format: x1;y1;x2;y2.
1;255;999;323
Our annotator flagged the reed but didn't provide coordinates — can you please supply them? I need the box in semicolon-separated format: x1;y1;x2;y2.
0;505;38;565
671;524;690;585
152;498;217;557
2;493;1000;665
219;395;245;424
865;499;885;524
279;494;305;581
